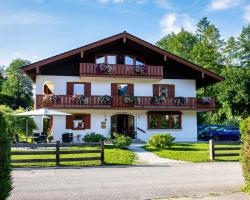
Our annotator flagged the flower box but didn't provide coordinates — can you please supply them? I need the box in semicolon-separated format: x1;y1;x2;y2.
197;97;212;105
151;96;165;105
96;63;112;73
134;64;147;75
42;95;59;105
98;95;112;105
173;97;188;105
71;95;88;105
124;96;140;104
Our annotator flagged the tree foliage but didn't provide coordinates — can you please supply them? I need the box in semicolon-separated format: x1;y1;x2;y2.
157;17;250;124
1;59;33;109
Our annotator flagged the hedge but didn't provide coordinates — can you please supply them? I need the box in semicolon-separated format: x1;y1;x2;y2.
240;117;250;194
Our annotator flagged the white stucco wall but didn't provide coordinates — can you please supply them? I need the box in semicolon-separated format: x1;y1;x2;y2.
35;75;196;97
35;109;197;142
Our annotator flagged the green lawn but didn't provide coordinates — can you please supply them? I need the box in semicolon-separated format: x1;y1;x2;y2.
11;145;135;167
144;142;240;162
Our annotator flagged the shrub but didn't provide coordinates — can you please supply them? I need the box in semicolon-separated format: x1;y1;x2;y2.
240;117;250;193
83;132;105;143
112;133;132;149
148;133;175;149
0;112;13;200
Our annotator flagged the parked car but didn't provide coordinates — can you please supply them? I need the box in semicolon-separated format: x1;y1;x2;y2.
198;124;223;140
201;126;240;141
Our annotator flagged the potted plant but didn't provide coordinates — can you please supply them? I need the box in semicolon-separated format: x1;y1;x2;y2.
42;95;59;105
71;95;88;105
99;95;112;105
151;96;165;105
134;64;147;75
173;97;188;105
96;63;112;73
124;96;140;104
48;135;53;143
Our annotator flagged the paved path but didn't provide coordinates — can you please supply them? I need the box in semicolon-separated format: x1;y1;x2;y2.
10;162;247;200
129;144;185;164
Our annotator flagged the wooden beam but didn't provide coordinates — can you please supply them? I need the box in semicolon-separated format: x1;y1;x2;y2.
202;72;205;79
36;66;40;75
164;55;167;61
80;51;84;58
123;36;126;43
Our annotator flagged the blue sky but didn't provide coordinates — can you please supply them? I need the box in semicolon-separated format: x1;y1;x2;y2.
1;0;250;66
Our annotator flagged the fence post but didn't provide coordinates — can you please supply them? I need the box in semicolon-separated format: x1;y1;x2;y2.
56;141;60;166
100;140;104;164
209;139;215;161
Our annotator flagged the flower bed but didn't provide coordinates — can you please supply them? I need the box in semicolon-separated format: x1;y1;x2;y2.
151;96;165;105
124;96;139;104
96;63;112;73
71;95;88;105
42;95;59;105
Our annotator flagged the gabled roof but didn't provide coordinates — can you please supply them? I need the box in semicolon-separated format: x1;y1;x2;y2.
21;31;224;82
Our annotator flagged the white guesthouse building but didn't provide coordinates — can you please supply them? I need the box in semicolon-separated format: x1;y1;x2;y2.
21;32;224;142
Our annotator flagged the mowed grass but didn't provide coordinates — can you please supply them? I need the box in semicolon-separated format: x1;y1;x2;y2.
11;145;135;167
144;142;240;162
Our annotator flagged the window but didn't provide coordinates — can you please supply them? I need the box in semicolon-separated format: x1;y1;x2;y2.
96;55;105;64
73;84;84;95
148;112;181;129
118;84;128;96
96;55;117;64
125;56;134;65
124;55;145;65
66;114;91;130
43;81;54;95
73;116;84;129
159;85;169;97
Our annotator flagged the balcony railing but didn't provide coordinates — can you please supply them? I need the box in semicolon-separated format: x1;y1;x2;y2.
80;63;163;79
36;95;215;111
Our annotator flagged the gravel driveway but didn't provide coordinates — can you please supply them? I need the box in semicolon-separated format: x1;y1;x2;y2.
9;162;248;200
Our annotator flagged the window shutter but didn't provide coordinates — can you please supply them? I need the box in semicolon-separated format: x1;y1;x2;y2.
128;84;134;96
84;114;91;129
66;115;73;129
111;83;118;96
153;84;159;96
66;82;74;95
169;85;175;97
84;82;91;96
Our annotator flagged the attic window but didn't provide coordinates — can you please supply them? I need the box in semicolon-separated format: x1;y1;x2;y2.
96;55;117;64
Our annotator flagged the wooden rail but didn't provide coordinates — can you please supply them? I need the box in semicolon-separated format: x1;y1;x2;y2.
11;141;104;166
36;95;215;111
80;63;163;79
209;139;241;160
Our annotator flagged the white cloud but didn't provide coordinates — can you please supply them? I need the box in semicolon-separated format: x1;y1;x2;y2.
208;0;241;10
0;11;61;26
160;13;196;35
154;0;171;9
243;5;250;22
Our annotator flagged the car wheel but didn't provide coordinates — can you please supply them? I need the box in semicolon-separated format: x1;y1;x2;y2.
213;135;220;141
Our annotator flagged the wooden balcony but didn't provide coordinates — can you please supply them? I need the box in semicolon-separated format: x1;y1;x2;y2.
80;63;163;79
36;95;215;111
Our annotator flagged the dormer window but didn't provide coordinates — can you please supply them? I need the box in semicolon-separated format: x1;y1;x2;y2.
96;55;117;64
124;55;144;65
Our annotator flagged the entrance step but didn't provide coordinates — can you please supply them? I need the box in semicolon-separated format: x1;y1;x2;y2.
132;139;146;144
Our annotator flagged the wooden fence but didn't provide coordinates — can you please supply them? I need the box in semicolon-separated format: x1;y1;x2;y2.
11;141;104;166
209;139;241;160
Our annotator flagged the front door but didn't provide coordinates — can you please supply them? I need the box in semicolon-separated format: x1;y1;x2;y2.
111;114;135;138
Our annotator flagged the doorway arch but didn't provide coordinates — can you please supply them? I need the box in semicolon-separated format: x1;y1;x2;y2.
43;81;54;95
111;114;135;138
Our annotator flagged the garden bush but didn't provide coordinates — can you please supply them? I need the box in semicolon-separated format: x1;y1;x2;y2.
83;132;105;143
112;133;132;149
0;112;13;200
240;117;250;194
148;133;175;149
